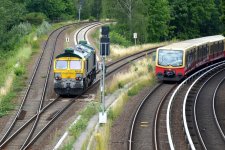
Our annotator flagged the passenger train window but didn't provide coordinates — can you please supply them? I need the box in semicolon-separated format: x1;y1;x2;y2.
56;60;67;69
70;60;82;70
158;49;183;67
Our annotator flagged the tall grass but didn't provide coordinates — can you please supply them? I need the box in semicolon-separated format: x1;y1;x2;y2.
106;57;155;95
109;41;174;61
61;102;99;149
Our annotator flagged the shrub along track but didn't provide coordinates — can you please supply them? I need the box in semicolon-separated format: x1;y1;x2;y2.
0;21;159;150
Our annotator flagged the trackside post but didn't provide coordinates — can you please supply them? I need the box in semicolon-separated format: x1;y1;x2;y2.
99;26;110;124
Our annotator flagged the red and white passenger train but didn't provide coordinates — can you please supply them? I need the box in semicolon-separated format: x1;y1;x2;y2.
155;35;225;81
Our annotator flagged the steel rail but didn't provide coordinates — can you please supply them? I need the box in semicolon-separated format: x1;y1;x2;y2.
167;60;225;150
21;22;101;149
191;64;225;150
185;61;225;150
212;75;225;141
83;23;103;42
0;22;84;149
74;22;102;45
0;23;75;145
153;85;177;150
20;25;72;150
0;96;60;148
128;83;163;150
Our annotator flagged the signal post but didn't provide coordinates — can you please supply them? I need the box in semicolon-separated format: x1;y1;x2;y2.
99;26;110;124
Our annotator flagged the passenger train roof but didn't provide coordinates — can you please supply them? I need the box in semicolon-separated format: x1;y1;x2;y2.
158;35;225;51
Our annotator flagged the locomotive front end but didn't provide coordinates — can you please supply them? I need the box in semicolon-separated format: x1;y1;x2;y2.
54;54;85;96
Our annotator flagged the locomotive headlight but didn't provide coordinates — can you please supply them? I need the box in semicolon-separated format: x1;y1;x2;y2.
55;73;62;80
76;73;83;81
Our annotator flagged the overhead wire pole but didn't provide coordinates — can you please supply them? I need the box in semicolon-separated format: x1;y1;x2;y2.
78;5;81;21
78;0;82;21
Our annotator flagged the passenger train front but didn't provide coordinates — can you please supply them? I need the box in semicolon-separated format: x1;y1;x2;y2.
155;35;225;81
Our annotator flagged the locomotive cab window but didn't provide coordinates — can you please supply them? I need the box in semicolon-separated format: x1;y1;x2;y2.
70;60;82;70
56;60;67;69
158;49;183;67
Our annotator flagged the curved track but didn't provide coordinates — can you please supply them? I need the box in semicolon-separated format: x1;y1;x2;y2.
185;62;225;149
128;83;176;150
0;23;76;150
166;60;225;150
74;22;102;45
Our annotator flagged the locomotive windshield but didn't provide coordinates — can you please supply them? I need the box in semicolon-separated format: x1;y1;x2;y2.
55;60;67;69
70;60;82;70
158;49;183;67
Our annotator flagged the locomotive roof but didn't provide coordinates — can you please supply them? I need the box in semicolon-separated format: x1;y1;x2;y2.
56;42;95;59
158;35;225;51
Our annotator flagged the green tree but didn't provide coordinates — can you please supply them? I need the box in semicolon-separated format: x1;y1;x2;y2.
221;0;225;35
25;0;76;21
101;0;117;19
91;0;102;20
0;0;25;50
168;0;188;39
169;0;222;39
147;0;170;42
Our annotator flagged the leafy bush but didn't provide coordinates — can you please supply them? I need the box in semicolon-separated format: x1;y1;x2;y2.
23;12;48;25
89;16;96;22
148;64;153;72
0;92;15;117
127;85;140;96
32;40;39;50
79;102;99;118
36;21;51;37
0;22;32;51
69;118;88;139
14;66;25;76
10;22;32;36
110;31;131;47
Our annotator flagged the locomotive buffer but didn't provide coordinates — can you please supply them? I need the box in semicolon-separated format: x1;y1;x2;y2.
99;26;110;124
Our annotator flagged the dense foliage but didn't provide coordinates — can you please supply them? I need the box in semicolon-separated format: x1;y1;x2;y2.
102;0;225;44
0;0;225;51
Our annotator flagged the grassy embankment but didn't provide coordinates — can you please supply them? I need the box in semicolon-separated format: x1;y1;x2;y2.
0;21;78;117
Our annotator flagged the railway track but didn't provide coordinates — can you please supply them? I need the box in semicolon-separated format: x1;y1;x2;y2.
74;22;102;45
128;83;176;150
0;22;159;149
0;22;100;150
0;22;76;150
167;60;225;150
184;61;225;149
